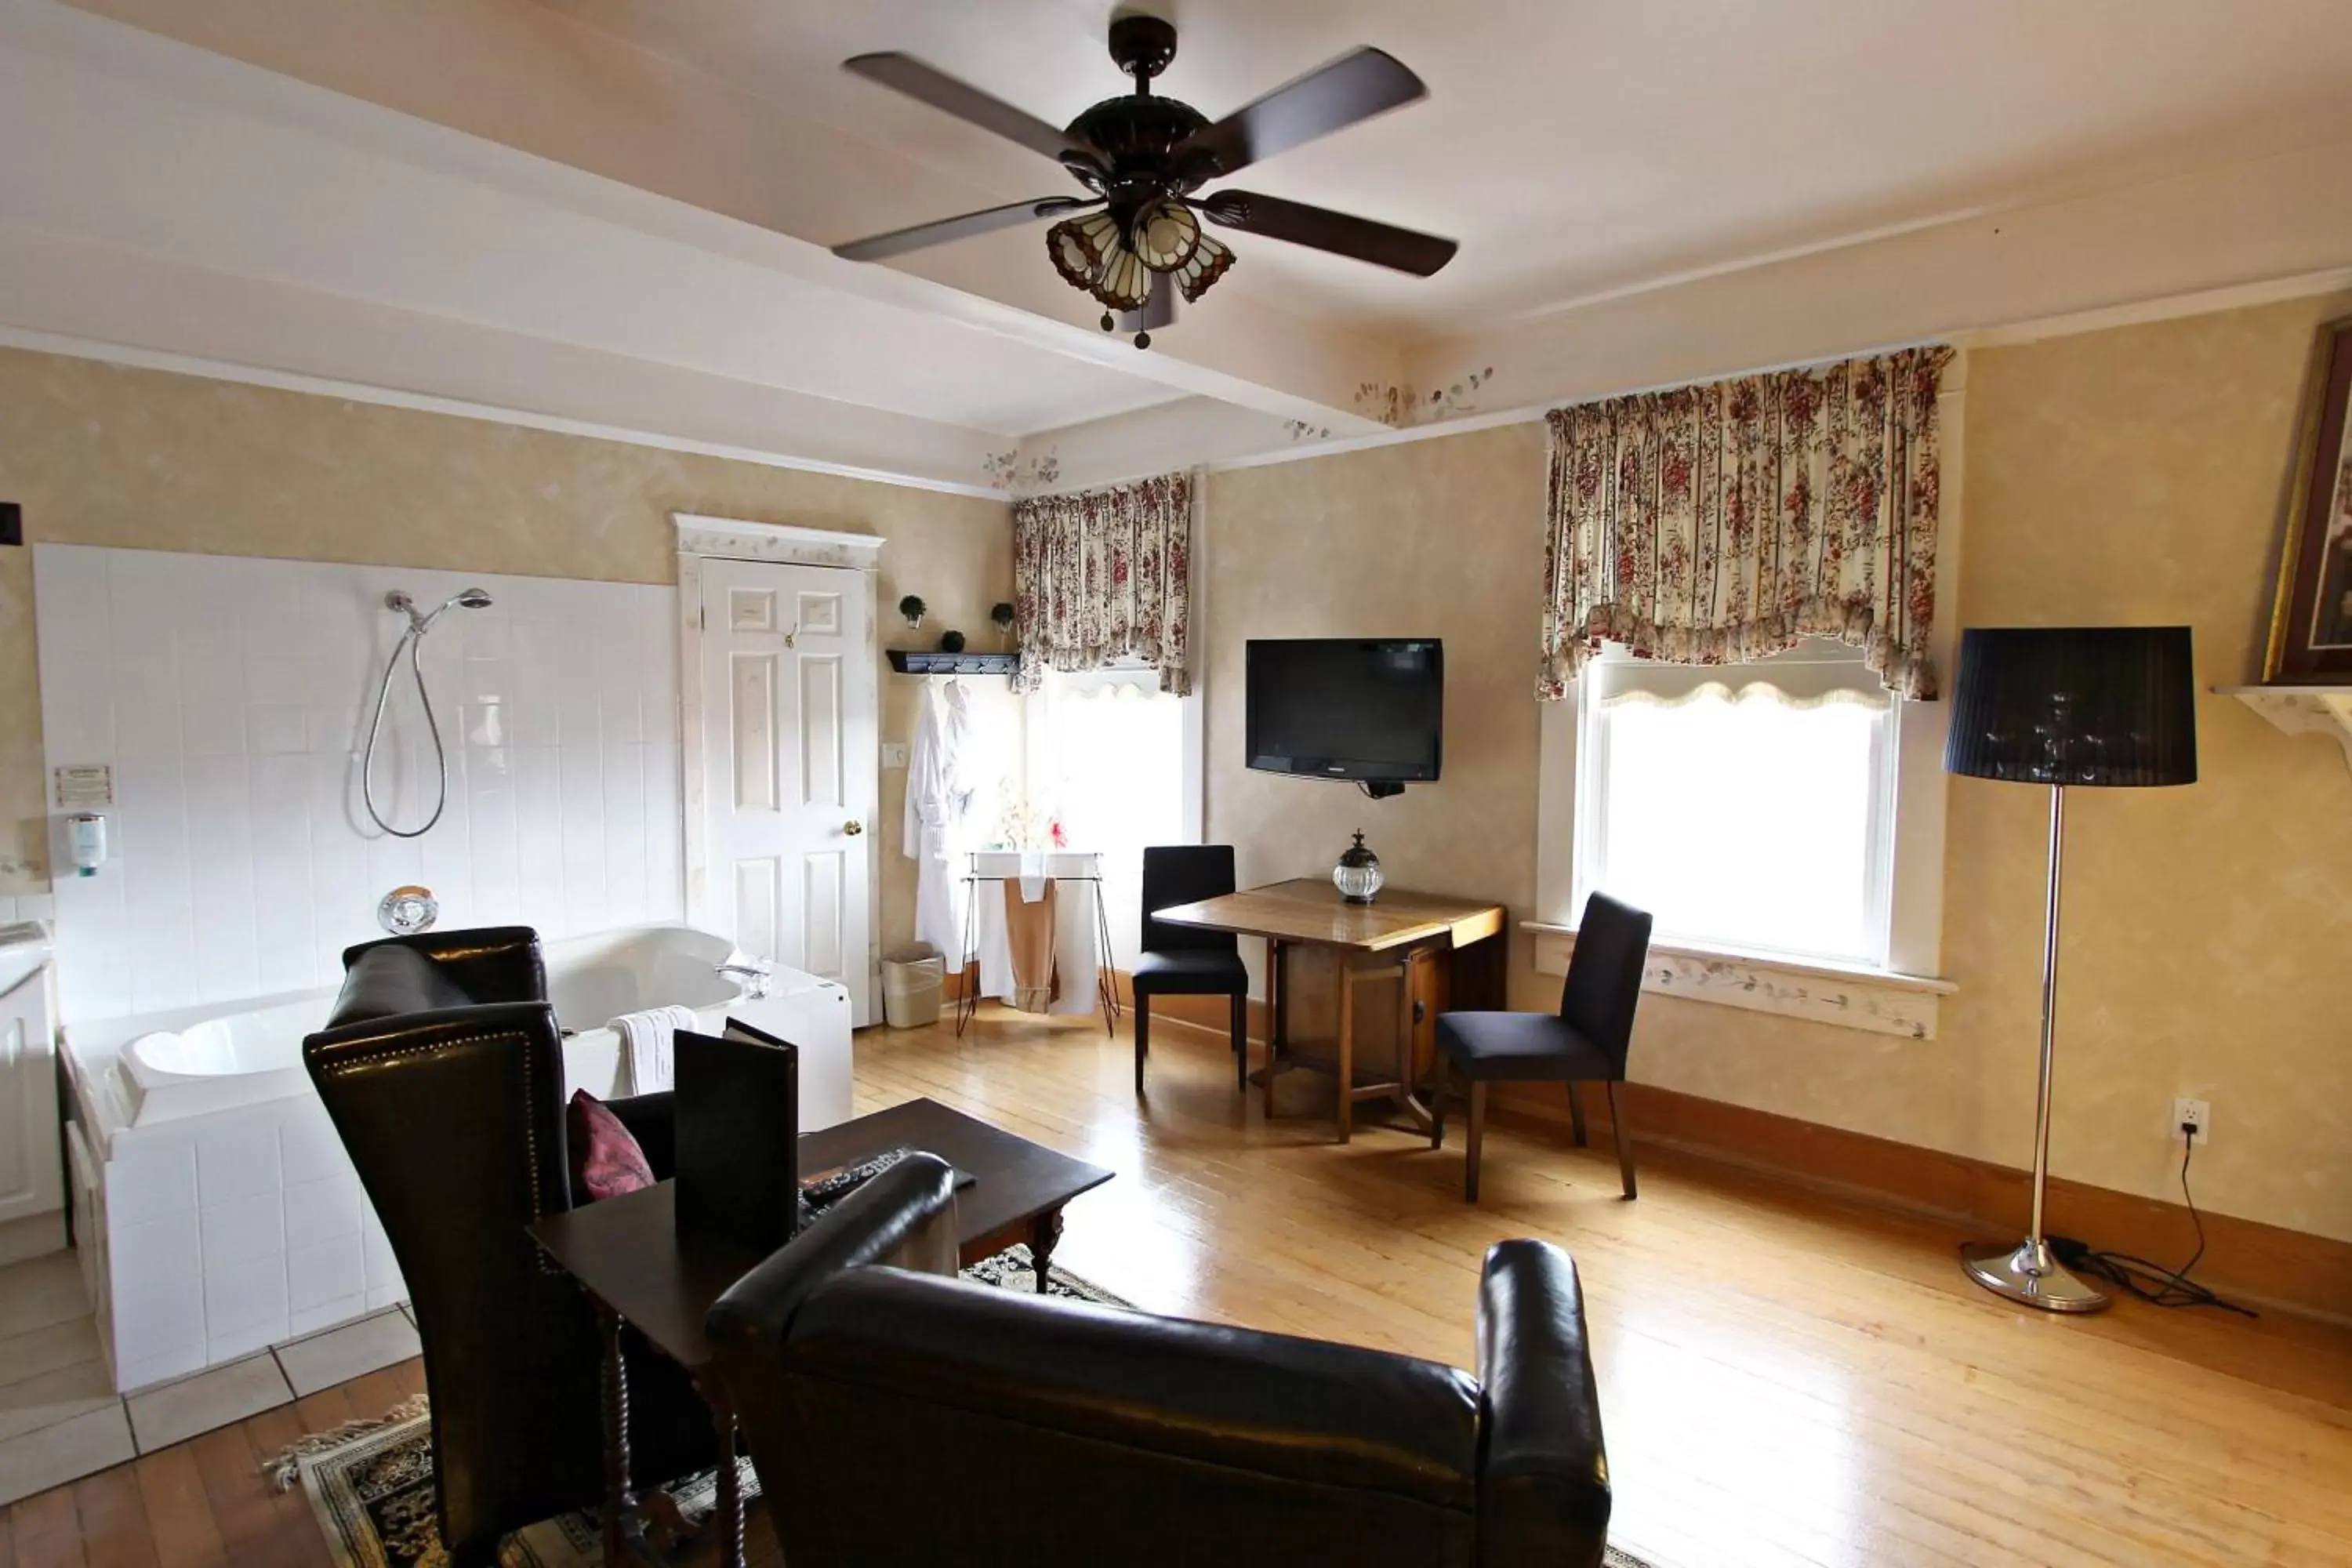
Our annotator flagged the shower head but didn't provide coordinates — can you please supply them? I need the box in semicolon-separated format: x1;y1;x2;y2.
385;586;495;633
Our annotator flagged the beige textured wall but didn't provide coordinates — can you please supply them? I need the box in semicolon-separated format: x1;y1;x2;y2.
1200;295;2352;1241
0;347;1013;963
1202;424;1559;1044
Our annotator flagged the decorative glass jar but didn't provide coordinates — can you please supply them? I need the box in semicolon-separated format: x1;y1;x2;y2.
1333;832;1384;906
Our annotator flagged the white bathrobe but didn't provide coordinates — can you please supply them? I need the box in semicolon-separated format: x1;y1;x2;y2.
904;680;975;961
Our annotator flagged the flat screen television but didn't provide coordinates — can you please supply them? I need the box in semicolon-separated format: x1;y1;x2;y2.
1246;638;1443;787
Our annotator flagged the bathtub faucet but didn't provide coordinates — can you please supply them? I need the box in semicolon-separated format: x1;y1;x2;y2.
715;958;773;1000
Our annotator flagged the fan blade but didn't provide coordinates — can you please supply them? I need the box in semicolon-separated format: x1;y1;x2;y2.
1173;48;1425;180
1202;191;1456;276
833;197;1096;262
844;53;1087;162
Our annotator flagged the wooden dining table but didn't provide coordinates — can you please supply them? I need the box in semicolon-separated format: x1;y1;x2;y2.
1151;877;1508;1142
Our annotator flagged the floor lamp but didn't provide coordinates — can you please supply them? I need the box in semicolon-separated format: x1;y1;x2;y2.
1944;626;2198;1313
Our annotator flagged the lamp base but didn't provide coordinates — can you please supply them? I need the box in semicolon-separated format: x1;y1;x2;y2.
1960;1237;2111;1313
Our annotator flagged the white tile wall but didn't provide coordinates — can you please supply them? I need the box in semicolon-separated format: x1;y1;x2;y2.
97;1096;412;1386
33;546;685;1022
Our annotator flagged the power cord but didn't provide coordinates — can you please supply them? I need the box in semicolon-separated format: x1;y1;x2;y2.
2049;1124;2256;1316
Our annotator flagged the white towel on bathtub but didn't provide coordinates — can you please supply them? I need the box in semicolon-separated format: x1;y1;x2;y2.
611;1004;701;1095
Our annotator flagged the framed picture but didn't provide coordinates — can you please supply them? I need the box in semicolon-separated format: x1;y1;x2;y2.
2266;316;2352;681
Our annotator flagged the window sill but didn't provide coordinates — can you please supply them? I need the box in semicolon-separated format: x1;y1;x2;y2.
1522;920;1954;1040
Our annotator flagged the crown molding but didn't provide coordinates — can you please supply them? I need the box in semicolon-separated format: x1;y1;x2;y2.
671;513;887;570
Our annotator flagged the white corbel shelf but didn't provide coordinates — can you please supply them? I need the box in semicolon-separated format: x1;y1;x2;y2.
2217;684;2352;774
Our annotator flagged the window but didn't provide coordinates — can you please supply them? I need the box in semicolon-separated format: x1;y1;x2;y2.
1023;667;1198;969
1573;640;1899;968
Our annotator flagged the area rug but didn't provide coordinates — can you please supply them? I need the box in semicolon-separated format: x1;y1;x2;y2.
270;1246;1127;1568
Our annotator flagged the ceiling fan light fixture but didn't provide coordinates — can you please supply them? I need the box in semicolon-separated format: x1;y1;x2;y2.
1132;196;1201;270
1089;242;1154;312
1174;231;1234;303
1047;211;1120;292
835;21;1456;336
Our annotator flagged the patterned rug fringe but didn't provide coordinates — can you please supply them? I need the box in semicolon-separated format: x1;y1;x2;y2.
264;1394;432;1491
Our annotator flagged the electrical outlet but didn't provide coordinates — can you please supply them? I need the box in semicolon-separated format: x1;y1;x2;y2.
881;742;909;770
2172;1097;2212;1145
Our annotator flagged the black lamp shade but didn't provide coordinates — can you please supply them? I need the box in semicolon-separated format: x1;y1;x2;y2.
1944;626;2198;787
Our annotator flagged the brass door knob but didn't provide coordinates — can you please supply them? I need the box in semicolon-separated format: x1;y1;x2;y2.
843;820;864;836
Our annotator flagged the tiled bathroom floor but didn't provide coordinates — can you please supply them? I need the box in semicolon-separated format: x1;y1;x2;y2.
0;1250;417;1507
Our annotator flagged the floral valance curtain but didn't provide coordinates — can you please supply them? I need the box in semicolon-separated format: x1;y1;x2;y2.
1538;345;1953;701
1013;471;1193;695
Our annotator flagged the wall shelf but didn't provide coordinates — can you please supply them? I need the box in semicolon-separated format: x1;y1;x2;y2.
887;649;1018;676
2216;684;2352;774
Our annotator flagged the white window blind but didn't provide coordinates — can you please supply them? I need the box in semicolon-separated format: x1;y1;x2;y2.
1574;639;1897;967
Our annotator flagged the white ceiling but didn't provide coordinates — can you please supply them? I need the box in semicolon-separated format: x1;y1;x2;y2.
0;0;1212;497
522;0;2352;336
16;0;2352;490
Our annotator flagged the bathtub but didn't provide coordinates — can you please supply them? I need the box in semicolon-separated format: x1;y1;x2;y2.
98;924;852;1133
61;924;852;1392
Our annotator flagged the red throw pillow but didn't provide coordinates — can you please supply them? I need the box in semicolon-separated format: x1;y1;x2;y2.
568;1090;655;1203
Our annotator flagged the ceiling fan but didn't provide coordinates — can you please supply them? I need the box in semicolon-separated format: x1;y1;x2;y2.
831;14;1457;348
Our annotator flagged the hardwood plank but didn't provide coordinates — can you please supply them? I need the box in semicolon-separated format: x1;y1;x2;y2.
331;1370;408;1428
130;1448;223;1568
384;1359;426;1405
5;1488;82;1568
853;1006;2352;1568
8;1010;2347;1568
67;1468;155;1568
1146;982;2352;1326
234;1406;326;1568
187;1414;305;1568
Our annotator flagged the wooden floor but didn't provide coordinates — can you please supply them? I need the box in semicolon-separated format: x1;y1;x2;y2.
6;1006;2350;1566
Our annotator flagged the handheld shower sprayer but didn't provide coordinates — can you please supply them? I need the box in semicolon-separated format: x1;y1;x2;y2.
385;586;494;633
363;586;494;838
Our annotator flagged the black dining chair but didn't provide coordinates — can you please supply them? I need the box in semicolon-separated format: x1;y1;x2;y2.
1132;844;1250;1095
1430;892;1653;1203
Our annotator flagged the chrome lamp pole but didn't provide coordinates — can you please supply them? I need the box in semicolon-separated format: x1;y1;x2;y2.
1944;626;2198;1314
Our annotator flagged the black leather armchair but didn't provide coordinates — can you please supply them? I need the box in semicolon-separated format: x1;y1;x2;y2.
302;928;717;1568
708;1198;1612;1568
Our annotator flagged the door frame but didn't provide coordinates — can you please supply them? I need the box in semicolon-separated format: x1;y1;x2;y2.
673;514;884;1014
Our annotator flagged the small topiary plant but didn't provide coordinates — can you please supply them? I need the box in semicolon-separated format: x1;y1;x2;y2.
898;593;926;628
938;629;967;654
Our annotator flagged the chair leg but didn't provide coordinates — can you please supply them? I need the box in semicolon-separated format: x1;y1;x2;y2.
1606;1080;1637;1200
1465;1081;1487;1203
1567;1081;1588;1147
1134;996;1149;1095
1428;1050;1450;1149
1232;989;1248;1093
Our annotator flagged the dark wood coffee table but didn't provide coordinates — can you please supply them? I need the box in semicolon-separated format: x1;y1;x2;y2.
528;1098;1113;1567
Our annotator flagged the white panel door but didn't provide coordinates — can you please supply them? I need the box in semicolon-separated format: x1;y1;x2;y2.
0;945;63;1233
697;559;877;1024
